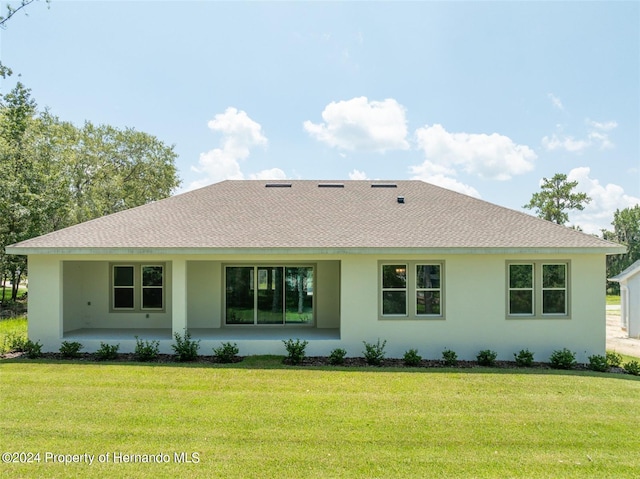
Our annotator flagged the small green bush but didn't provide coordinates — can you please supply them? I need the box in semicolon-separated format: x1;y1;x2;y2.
477;349;498;367
362;339;386;366
587;354;609;372
171;330;200;362
283;338;308;365
549;348;577;370
328;348;347;365
213;342;239;363
403;348;422;367
3;332;27;353
623;360;640;376
514;349;535;367
24;339;43;359
606;351;623;368
442;348;458;366
95;342;120;361
59;341;83;359
134;336;160;362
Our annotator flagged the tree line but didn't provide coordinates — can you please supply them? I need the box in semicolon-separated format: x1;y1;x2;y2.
0;82;180;303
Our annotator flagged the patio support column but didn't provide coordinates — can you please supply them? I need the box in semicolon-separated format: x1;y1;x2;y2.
27;256;63;351
172;259;187;335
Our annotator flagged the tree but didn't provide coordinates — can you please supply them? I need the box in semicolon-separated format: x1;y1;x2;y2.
523;173;591;225
603;205;640;293
0;82;181;304
0;0;46;28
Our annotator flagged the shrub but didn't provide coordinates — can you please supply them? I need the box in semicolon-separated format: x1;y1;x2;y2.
328;348;347;366
59;341;83;359
362;339;386;366
3;332;27;353
606;351;623;368
477;349;498;367
624;360;640;376
442;348;458;366
549;348;577;370
283;338;308;365
514;349;535;367
587;354;609;372
403;348;422;367
24;339;43;359
95;342;120;361
134;336;160;362
172;330;200;362
213;342;239;363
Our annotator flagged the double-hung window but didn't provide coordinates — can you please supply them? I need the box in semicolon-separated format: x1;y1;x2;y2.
380;262;443;319
507;261;568;317
111;264;165;312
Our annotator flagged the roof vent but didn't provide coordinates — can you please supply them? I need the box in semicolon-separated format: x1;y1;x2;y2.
265;183;292;188
397;196;405;204
371;183;397;188
318;183;344;188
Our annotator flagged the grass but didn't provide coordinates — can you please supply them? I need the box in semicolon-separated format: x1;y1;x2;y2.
1;360;640;478
0;285;27;302
0;316;27;353
606;294;621;306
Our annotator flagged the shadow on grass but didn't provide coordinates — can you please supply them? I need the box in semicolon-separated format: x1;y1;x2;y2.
2;354;640;382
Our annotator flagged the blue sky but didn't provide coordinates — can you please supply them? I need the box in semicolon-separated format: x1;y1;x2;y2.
1;0;638;234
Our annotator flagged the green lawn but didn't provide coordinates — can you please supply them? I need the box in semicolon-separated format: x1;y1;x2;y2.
1;359;639;478
606;294;621;306
0;316;27;353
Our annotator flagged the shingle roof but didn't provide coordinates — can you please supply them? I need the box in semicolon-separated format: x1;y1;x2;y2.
7;180;624;254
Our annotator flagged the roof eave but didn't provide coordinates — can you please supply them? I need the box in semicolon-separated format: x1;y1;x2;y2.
5;245;627;256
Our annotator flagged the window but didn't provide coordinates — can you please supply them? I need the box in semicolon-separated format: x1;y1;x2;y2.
382;264;407;315
113;266;135;309
507;261;569;318
111;264;165;311
142;266;164;310
416;264;441;316
380;262;444;319
225;265;314;325
508;264;533;315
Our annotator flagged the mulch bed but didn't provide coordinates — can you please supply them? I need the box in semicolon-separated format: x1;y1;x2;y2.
2;351;629;373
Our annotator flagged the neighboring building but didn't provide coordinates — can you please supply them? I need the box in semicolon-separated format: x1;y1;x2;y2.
6;180;625;361
609;260;640;338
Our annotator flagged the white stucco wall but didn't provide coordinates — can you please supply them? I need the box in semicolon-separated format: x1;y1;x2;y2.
26;252;606;361
621;275;640;338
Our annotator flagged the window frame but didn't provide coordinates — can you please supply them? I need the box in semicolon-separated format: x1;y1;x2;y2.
223;264;316;326
507;263;534;316
110;263;166;313
379;261;445;320
506;260;570;319
141;265;164;311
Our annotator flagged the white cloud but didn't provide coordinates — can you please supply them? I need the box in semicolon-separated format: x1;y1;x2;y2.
542;118;617;153
566;167;640;234
248;168;287;180
348;169;368;180
414;124;536;181
541;134;590;153
304;97;409;153
409;160;481;198
189;107;274;189
548;93;564;111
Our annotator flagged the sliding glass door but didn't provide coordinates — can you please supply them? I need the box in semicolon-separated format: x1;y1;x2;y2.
225;266;313;325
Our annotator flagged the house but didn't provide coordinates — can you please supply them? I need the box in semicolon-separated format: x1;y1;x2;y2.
609;260;640;338
6;180;625;361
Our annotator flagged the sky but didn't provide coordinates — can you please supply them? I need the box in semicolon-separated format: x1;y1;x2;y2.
1;0;638;235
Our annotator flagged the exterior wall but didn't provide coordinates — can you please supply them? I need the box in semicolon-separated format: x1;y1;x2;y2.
186;261;221;328
624;275;640;338
28;252;606;361
339;253;605;362
61;260;173;330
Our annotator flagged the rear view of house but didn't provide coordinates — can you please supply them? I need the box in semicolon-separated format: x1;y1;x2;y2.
7;180;624;361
